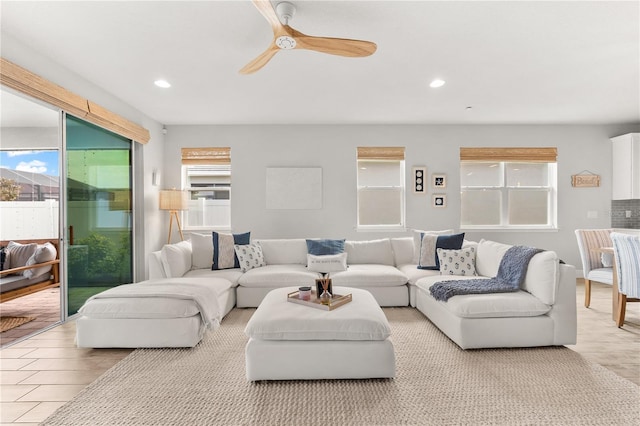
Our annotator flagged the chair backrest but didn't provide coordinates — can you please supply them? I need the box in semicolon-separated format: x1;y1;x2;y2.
574;229;613;277
611;232;640;299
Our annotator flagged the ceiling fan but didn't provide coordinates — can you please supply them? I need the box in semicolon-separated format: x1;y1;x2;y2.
240;0;377;74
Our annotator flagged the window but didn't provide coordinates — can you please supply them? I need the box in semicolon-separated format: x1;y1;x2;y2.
460;147;557;229
357;147;405;229
181;147;231;229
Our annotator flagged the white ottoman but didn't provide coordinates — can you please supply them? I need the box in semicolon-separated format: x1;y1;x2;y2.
244;286;395;381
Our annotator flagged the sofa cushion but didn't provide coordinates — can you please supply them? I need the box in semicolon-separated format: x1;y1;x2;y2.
256;239;307;265
390;237;414;266
23;242;57;279
330;264;408;287
418;233;465;270
212;231;250;270
475;239;511;277
437;246;477;277
345;239;394;265
183;268;242;287
6;241;38;273
238;265;320;288
244;287;391;341
78;278;231;319
396;264;441;285
307;253;348;273
234;242;266;273
306;239;345;255
190;233;213;270
411;229;454;264
416;276;551;318
160;241;192;278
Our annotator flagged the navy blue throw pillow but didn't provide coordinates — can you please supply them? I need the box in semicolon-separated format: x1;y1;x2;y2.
418;233;465;270
212;231;251;270
306;239;346;255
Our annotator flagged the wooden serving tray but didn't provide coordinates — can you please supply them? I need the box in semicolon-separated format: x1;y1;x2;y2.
287;290;352;311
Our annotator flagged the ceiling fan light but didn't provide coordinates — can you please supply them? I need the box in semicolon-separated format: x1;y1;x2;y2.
429;79;445;88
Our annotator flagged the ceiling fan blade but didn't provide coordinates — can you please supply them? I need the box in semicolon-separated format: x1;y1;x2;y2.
251;0;283;32
295;34;377;57
239;46;279;74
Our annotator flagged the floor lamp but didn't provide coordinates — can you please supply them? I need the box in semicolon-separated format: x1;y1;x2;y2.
159;189;189;244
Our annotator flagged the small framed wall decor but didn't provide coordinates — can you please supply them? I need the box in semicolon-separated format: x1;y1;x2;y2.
412;167;427;194
433;194;446;208
432;173;446;189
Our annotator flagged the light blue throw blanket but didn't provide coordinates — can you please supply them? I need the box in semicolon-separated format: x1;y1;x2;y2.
429;245;543;302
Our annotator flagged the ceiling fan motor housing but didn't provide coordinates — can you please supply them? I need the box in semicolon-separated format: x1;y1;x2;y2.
276;2;296;25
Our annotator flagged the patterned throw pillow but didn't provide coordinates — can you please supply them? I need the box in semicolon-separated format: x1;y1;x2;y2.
212;231;250;270
437;246;477;276
307;252;348;273
234;242;266;273
418;233;465;270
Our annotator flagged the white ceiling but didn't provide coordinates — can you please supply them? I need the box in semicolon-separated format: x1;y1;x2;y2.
1;0;639;126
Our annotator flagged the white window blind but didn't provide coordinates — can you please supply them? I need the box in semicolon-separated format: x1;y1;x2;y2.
460;147;557;229
357;147;405;229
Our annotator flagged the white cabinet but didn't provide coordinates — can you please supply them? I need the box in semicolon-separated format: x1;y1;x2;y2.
611;133;640;200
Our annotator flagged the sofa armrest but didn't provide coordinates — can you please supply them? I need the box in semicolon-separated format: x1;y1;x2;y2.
0;259;60;276
548;263;577;345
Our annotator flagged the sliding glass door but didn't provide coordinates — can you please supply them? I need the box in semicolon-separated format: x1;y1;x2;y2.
65;115;133;316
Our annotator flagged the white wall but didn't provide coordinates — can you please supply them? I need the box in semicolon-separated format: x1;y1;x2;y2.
164;124;640;271
1;33;165;280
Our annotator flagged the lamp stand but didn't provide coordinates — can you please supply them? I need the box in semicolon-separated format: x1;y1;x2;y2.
167;210;184;244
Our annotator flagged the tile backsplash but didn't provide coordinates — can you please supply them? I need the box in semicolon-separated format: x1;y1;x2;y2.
611;199;640;229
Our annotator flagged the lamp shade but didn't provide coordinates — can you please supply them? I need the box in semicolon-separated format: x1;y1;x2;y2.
159;189;189;211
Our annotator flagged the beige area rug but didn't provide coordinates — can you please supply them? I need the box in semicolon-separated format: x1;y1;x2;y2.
0;315;35;332
43;308;640;425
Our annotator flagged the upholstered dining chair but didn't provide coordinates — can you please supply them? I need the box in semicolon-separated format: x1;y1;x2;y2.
575;229;614;307
611;232;640;328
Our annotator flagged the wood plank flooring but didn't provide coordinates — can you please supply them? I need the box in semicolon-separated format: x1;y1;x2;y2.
0;279;638;425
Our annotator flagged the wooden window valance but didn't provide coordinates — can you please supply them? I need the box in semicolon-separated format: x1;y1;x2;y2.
460;147;557;163
357;147;405;161
181;147;231;165
0;57;150;144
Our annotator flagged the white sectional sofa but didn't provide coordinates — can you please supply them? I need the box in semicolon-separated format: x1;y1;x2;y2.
414;239;577;349
147;234;577;349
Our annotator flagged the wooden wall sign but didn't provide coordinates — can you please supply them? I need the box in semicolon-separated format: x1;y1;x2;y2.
571;173;600;187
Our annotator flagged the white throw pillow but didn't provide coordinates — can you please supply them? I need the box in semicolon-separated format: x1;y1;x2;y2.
234;242;266;273
307;253;348;273
190;233;213;270
437;247;477;276
411;229;454;264
23;242;57;279
160;241;192;278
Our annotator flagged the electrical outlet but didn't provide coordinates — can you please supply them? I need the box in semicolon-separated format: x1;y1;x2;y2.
587;210;598;219
626;210;632;218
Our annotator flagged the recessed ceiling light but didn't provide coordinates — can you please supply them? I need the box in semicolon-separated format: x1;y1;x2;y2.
429;79;445;88
154;79;171;88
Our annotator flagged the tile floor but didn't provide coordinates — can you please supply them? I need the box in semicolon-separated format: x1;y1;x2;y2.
0;280;638;425
0;289;62;347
